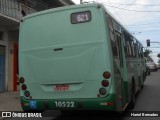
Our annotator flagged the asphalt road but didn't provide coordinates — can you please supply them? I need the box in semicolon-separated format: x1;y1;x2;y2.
130;69;160;111
122;69;160;120
53;69;160;120
2;69;160;120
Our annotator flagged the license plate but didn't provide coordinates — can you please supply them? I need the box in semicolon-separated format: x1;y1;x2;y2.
55;101;75;108
54;84;69;91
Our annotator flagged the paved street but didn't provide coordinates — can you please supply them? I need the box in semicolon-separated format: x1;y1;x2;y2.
1;69;160;120
53;69;160;120
130;69;160;111
123;69;160;120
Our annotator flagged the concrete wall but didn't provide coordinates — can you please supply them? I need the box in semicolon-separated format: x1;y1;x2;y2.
0;27;19;92
0;27;9;92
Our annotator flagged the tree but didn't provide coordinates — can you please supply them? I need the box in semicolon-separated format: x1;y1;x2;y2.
158;53;160;64
144;49;152;57
157;53;160;58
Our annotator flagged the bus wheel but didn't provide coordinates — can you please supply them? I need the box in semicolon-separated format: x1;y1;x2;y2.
129;83;135;109
143;72;146;82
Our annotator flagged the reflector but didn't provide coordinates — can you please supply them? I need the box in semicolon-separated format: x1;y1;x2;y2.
24;91;30;97
99;88;107;95
19;77;25;83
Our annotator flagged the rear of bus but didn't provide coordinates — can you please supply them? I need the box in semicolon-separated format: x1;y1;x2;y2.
19;4;115;111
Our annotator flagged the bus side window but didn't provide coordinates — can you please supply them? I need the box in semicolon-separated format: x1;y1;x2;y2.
130;38;135;58
140;46;143;59
137;43;141;59
133;38;137;58
130;37;136;58
123;31;133;57
107;16;118;57
116;32;123;67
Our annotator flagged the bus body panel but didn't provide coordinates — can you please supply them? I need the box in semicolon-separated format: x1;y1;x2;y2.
19;3;145;112
20;94;116;111
19;5;113;100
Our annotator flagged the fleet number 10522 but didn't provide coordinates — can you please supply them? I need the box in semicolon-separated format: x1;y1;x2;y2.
55;101;75;108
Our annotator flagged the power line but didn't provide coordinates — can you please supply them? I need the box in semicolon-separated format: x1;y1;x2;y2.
103;3;160;7
127;26;160;28
104;4;160;12
107;0;126;25
121;0;137;9
109;0;128;8
131;30;160;33
126;22;160;26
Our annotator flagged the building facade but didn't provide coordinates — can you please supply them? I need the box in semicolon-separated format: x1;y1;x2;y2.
0;0;74;92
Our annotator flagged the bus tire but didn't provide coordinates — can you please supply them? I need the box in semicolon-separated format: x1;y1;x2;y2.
141;72;145;89
143;72;146;82
129;82;135;109
148;71;150;75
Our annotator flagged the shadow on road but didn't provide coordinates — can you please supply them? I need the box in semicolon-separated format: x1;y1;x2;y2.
54;111;128;120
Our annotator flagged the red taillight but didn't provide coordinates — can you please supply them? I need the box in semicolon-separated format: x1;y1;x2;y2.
19;77;25;83
101;80;109;87
103;71;111;79
21;84;27;91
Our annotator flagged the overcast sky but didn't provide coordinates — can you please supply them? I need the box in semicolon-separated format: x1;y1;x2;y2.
72;0;160;63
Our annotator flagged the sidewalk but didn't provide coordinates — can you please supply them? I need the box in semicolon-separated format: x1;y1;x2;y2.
0;92;59;119
0;91;23;111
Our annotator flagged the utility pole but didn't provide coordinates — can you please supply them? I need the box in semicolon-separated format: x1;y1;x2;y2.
80;0;83;4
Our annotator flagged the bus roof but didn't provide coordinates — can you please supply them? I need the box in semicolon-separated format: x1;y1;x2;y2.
22;3;103;20
22;3;143;47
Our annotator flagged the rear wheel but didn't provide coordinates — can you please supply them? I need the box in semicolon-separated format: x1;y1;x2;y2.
141;72;145;89
129;82;135;109
148;71;150;75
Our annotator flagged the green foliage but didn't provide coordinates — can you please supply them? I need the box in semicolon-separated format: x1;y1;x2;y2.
144;49;152;57
158;54;160;64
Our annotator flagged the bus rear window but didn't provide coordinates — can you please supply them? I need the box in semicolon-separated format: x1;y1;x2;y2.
71;11;91;24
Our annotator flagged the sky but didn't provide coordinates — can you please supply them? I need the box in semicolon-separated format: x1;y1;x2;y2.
72;0;160;63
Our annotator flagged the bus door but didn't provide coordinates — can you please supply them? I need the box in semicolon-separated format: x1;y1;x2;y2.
137;44;143;88
108;16;125;111
115;32;125;111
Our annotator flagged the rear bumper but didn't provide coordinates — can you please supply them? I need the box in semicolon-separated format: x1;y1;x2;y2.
20;94;116;111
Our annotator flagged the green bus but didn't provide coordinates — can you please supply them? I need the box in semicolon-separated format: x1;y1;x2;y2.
19;3;146;112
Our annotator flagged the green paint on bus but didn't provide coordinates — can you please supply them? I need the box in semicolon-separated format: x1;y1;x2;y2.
19;3;146;112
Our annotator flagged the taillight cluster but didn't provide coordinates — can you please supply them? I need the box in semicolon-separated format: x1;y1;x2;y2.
98;71;110;96
19;77;31;99
103;71;111;79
